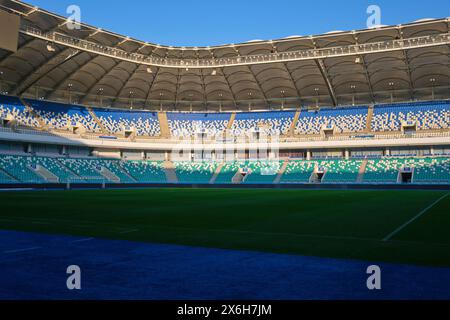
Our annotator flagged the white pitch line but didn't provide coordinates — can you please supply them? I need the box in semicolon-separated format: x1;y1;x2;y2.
3;246;42;254
383;193;450;242
118;229;139;234
71;237;94;243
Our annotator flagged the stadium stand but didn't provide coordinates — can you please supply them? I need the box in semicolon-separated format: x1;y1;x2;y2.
33;156;81;183
414;157;450;184
363;158;417;183
279;159;361;183
118;160;167;183
371;101;450;132
0;154;45;183
167;113;230;137
24;99;101;132
0;153;450;185
93;159;136;183
0;169;15;183
0;95;40;128
3;94;449;139
295;107;368;134
61;158;106;182
280;160;316;183
92;108;161;136
214;161;244;184
320;159;362;183
174;161;218;183
243;160;283;184
231;111;296;136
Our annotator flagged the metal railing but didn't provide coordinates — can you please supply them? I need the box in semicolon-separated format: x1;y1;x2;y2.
21;26;450;69
2;124;450;144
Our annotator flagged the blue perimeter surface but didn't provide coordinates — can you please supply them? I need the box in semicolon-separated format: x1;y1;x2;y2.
0;230;449;300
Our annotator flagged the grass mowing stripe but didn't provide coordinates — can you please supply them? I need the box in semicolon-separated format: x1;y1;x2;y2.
5;214;450;248
383;193;450;242
3;246;42;254
1;189;449;267
71;237;94;243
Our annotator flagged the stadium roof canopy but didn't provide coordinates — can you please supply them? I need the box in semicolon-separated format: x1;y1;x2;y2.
0;0;449;111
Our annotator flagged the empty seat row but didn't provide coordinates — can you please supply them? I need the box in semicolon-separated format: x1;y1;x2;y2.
2;95;449;136
0;154;449;185
371;101;450;132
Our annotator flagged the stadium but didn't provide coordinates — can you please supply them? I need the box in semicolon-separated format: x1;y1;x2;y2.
0;0;450;301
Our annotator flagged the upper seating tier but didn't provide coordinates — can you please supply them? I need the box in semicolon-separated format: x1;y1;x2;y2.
371;100;450;132
295;107;368;135
1;95;449;138
232;111;296;136
93;108;161;136
167;112;230;137
25;99;101;132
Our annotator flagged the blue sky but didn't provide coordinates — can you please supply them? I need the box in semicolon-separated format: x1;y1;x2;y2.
28;0;450;46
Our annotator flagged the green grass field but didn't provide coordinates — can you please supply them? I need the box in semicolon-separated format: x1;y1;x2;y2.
0;188;449;267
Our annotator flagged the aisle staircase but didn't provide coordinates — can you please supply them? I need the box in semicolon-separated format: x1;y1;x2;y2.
20;98;48;130
32;164;59;183
88;107;108;134
227;113;236;130
365;105;374;132
289;110;301;136
209;163;225;184
157;112;171;138
99;167;120;183
273;159;289;183
356;159;368;183
164;160;178;183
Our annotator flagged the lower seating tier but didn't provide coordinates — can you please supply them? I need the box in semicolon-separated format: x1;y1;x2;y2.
0;154;449;185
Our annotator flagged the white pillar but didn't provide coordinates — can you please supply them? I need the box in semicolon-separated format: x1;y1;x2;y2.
306;150;311;160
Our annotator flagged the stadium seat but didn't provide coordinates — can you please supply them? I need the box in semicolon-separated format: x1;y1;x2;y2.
25;99;101;132
174;161;218;183
0;95;40;128
0;154;46;183
167;112;230;137
93;108;161;136
281;160;316;183
320;159;361;183
371;101;450;132
243;160;282;184
214;161;244;184
280;159;361;183
295;107;368;134
231;111;296;136
118;160;167;183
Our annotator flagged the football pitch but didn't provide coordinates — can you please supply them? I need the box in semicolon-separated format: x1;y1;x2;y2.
0;188;449;268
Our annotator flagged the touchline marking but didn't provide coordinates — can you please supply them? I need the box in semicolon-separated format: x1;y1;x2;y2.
3;246;42;254
71;237;94;243
118;229;139;234
383;193;450;242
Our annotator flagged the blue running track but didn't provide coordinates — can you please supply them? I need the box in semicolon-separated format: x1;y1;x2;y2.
0;230;449;300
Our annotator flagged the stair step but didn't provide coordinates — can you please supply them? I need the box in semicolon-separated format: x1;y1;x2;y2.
157;112;171;138
87;107;108;134
273;159;289;183
164;161;178;183
209;163;225;184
